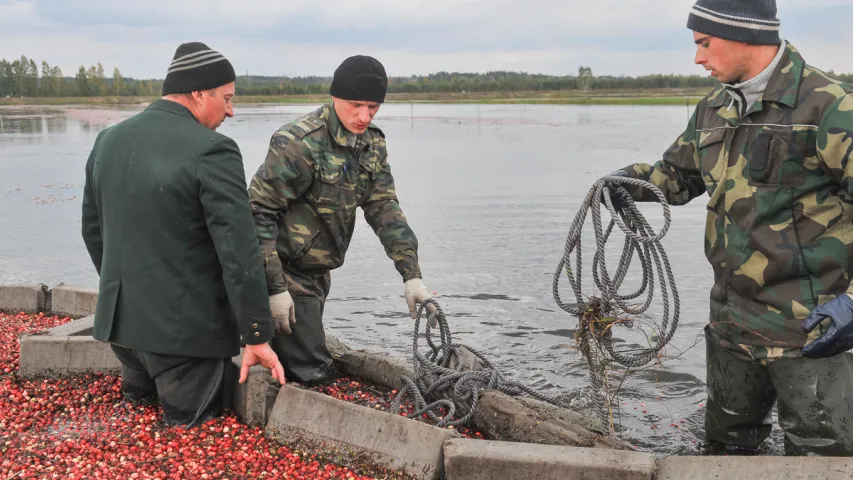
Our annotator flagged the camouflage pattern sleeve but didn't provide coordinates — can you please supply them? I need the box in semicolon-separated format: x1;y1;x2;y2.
248;131;316;295
362;141;421;282
816;93;853;294
618;106;707;205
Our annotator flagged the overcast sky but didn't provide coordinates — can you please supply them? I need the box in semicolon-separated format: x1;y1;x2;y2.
0;0;850;79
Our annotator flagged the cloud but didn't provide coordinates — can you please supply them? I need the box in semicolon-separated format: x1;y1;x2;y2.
0;0;850;78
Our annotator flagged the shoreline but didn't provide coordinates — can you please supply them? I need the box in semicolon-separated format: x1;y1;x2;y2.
0;89;709;107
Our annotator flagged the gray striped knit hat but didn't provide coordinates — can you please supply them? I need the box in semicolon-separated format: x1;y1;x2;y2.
687;0;780;45
161;42;236;95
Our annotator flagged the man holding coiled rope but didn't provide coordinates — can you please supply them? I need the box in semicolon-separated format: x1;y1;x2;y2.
611;0;853;456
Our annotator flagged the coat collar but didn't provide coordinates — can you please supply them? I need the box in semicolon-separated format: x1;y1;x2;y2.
146;99;200;123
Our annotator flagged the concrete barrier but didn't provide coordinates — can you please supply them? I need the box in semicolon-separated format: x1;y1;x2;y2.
231;359;279;428
18;315;120;378
655;456;853;479
49;284;98;317
0;283;48;313
443;438;657;480
265;383;459;480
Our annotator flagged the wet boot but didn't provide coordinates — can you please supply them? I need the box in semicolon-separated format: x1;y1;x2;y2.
705;334;853;455
704;334;775;450
769;351;853;456
270;267;336;385
269;295;335;385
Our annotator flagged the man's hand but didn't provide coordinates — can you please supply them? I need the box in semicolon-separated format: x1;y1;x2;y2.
802;293;853;358
601;170;631;210
404;278;437;326
239;343;286;384
270;291;296;334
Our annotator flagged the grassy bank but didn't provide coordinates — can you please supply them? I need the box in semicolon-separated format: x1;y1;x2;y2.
0;88;709;107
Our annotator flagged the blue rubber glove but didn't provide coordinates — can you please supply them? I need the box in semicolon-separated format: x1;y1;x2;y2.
802;293;853;358
602;170;631;210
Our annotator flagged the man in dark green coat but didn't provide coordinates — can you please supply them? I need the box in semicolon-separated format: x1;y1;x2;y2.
81;42;285;427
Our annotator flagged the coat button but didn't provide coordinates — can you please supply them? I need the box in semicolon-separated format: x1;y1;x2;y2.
252;323;258;329
254;332;260;337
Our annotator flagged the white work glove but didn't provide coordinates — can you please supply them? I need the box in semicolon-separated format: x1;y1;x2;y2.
270;291;296;334
405;278;437;326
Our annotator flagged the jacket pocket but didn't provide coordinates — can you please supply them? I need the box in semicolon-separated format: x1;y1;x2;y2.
748;126;811;188
309;164;346;208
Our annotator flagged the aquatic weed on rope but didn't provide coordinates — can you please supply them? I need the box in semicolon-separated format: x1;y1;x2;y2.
390;299;567;428
553;172;680;433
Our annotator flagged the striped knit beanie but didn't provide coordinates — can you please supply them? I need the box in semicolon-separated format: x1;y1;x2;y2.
687;0;780;45
161;42;236;95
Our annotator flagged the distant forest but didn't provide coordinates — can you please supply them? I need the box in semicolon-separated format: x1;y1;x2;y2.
2;55;852;98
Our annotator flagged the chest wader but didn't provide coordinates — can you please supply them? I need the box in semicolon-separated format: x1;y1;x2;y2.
704;331;853;455
268;266;336;385
110;345;237;427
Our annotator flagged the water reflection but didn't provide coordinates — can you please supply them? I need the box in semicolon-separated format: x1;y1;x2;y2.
46;117;67;134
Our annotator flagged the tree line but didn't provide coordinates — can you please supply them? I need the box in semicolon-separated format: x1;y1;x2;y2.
0;56;162;98
2;55;852;98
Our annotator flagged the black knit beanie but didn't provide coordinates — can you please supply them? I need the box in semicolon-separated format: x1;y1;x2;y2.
329;55;388;103
161;42;237;95
687;0;780;45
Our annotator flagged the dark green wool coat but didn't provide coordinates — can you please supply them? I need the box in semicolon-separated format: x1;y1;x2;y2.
82;99;273;358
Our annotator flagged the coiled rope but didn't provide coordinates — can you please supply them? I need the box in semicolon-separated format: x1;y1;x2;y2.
552;173;680;430
390;299;567;427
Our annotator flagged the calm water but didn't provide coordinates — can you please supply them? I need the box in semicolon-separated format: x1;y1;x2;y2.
0;103;783;456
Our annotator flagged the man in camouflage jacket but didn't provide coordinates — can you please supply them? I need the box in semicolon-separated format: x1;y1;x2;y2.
615;0;853;455
249;56;433;384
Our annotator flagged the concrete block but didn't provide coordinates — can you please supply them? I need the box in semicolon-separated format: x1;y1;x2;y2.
656;456;853;480
327;334;414;390
19;334;120;378
266;384;459;479
443;438;656;480
0;284;47;313
49;285;98;317
18;317;119;378
47;315;95;337
231;357;279;428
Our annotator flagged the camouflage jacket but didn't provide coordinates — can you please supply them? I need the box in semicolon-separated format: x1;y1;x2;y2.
249;103;421;295
620;43;853;362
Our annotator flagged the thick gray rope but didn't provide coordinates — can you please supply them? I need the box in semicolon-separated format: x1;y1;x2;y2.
552;173;680;429
390;299;567;428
